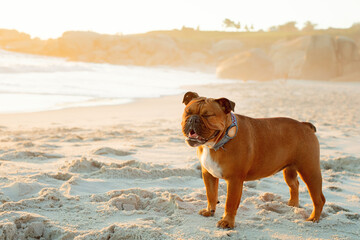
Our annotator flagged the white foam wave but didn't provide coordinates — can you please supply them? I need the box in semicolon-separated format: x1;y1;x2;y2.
0;50;227;113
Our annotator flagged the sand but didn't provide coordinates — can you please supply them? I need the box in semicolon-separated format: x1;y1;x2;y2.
0;80;359;239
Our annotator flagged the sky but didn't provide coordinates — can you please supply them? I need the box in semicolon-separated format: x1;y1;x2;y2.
0;0;359;39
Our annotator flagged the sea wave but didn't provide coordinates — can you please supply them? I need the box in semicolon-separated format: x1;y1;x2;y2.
0;50;225;113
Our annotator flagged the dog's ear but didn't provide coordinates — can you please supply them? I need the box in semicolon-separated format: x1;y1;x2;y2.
182;92;199;105
215;98;235;114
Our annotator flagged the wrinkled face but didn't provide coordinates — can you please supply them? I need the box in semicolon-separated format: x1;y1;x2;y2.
181;92;235;147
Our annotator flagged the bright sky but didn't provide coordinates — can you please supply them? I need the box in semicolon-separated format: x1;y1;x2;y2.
1;0;359;39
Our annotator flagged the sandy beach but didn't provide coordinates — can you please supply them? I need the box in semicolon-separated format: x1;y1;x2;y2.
0;80;359;239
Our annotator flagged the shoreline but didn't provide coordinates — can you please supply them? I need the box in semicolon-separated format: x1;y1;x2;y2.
0;93;185;129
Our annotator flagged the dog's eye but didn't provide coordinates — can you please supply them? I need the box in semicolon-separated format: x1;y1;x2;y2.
202;114;214;118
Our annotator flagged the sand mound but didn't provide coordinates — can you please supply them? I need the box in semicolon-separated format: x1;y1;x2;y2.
243;193;288;213
59;157;199;180
60;157;199;179
93;147;133;156
47;172;73;181
0;193;11;203
321;156;360;173
38;187;72;202
74;223;167;240
108;193;141;211
63;135;84;142
61;157;104;173
93;161;199;179
16;141;34;148
0;151;63;161
1;181;44;202
0;212;73;239
93;188;196;216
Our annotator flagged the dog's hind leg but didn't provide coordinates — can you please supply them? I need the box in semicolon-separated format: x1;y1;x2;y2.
297;164;326;222
283;166;299;207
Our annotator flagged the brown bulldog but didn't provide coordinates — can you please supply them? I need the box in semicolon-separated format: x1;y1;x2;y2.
181;92;325;229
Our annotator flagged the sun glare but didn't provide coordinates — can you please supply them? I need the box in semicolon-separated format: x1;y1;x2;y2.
0;0;359;39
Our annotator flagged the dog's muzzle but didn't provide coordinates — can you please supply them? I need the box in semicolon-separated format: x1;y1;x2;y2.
184;115;219;147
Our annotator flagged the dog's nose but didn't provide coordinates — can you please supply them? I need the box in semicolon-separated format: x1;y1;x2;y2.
188;115;201;124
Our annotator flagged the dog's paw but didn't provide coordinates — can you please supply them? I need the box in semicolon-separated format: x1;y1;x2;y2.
287;199;299;207
199;209;214;217
216;218;235;229
306;211;321;222
306;216;320;223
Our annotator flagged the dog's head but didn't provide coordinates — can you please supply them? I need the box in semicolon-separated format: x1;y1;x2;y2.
181;91;235;147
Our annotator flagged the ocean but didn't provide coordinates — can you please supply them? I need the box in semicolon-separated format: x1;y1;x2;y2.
0;50;224;113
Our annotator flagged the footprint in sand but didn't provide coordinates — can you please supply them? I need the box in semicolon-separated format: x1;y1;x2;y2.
63;135;84;142
328;186;342;192
167;137;184;143
48;172;73;181
135;143;154;148
39;144;60;149
0;151;63;161
327;203;350;213
16;142;35;148
345;213;360;221
321;156;360;173
92;147;134;157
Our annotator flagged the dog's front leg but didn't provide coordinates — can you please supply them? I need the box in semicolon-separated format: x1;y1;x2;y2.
199;168;219;217
217;178;243;229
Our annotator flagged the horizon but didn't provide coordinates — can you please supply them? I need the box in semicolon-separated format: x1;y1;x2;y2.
1;0;359;40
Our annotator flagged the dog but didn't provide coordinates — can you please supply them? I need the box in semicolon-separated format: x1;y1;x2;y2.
181;91;325;229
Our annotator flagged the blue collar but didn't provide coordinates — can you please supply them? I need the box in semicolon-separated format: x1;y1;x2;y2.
212;113;238;151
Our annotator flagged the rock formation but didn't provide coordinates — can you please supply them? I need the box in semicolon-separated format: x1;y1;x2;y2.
216;48;274;81
1;29;359;81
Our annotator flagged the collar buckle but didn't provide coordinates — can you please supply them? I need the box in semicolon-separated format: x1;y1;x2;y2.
212;113;238;151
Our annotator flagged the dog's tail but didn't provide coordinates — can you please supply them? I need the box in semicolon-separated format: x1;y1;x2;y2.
302;122;317;132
